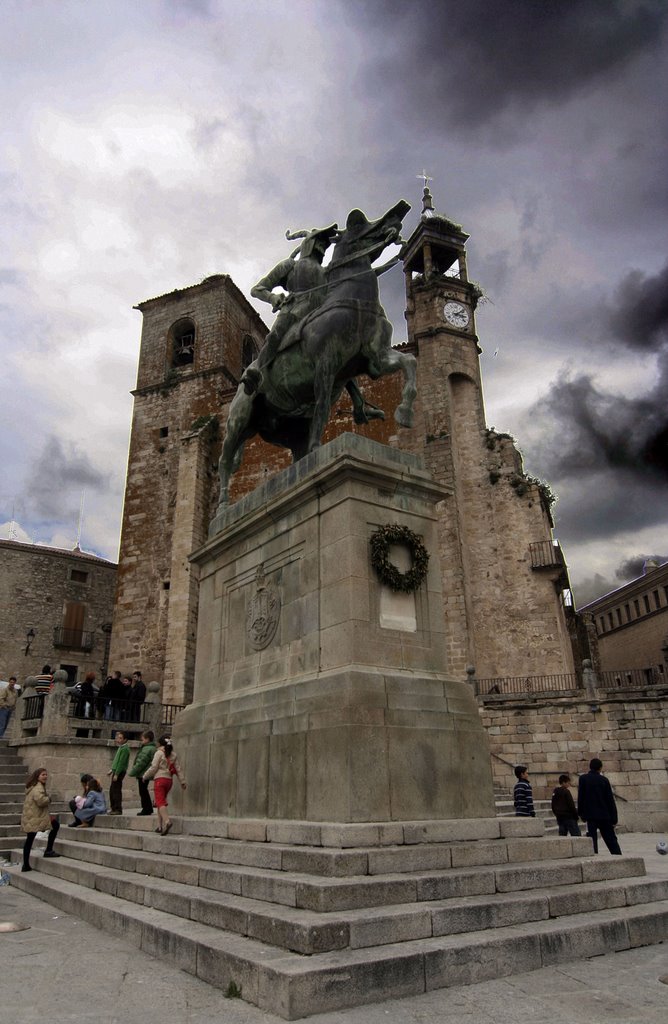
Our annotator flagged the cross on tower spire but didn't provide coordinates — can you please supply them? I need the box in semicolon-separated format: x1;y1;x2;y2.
416;169;436;219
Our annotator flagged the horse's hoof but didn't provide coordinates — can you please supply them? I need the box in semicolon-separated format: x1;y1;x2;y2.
354;404;386;425
394;406;414;428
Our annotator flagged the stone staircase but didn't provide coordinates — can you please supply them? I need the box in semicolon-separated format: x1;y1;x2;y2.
8;813;668;1018
495;794;557;833
0;739;29;856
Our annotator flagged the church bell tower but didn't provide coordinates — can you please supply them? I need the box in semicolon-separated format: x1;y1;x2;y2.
399;184;576;683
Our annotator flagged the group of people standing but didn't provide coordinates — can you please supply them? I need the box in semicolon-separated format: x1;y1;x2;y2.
96;670;146;721
101;729;186;834
514;758;622;855
20;733;186;870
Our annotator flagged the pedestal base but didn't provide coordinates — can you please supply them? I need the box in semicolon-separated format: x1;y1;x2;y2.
175;435;494;822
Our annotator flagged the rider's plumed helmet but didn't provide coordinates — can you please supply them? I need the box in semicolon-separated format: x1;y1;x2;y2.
285;224;338;259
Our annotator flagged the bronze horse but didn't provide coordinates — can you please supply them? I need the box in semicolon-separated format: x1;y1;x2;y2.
217;200;417;506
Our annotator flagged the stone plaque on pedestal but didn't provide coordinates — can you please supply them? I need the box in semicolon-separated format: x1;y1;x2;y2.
174;434;495;821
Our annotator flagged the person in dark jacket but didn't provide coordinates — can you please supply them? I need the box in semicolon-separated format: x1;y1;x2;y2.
577;758;622;855
129;730;157;815
130;671;146;723
513;765;535;817
551;773;581;836
76;672;96;718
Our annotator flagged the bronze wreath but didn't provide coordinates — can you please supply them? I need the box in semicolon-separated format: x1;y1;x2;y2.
369;524;430;593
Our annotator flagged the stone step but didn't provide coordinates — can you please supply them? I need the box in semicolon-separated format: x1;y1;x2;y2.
9;867;668;1019
0;766;28;777
13;831;648;914
0;824;24;837
9;840;665;956
60;820;588;877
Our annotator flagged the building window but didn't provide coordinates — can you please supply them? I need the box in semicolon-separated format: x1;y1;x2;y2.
59;664;78;684
608;612;614;630
653;589;660;609
169;318;196;368
70;569;89;584
634;599;640;617
624;603;631;622
643;594;651;614
241;334;257;371
616;608;623;627
163;581;170;591
159;426;169;438
599;617;606;633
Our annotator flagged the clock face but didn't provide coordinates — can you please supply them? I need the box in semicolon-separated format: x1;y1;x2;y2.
443;300;469;329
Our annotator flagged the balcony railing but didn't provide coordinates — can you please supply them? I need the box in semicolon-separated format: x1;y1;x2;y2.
21;694;46;720
529;541;565;571
475;673;580;696
53;626;95;651
162;703;187;729
599;667;666;688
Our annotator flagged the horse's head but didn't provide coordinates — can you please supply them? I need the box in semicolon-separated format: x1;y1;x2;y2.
333;200;411;266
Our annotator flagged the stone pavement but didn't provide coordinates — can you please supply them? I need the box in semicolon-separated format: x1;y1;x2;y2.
1;833;667;1024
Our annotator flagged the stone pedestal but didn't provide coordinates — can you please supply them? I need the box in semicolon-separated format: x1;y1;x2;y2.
174;434;495;821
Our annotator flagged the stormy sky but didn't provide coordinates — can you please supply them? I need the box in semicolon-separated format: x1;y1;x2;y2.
1;0;666;605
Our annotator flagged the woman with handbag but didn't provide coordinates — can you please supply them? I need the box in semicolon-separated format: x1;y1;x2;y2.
21;768;61;872
142;735;186;835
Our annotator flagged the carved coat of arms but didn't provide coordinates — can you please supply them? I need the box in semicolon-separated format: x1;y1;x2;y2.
246;564;281;650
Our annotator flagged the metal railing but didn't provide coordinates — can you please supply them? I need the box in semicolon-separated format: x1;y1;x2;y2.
21;694;46;720
599;668;666;689
161;704;186;729
475;673;580;696
20;694;182;727
53;626;95;651
69;697;147;723
529;541;565;571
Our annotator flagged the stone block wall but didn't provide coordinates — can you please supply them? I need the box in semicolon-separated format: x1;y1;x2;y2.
480;690;668;804
0;541;116;683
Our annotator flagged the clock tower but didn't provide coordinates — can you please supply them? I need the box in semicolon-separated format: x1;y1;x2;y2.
399;186;576;682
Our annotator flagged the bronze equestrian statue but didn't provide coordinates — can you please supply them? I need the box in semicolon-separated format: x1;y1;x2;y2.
217;200;417;507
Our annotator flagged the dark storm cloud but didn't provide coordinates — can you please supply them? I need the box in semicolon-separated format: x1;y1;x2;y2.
577;552;668;604
536;363;668;484
351;0;667;129
23;436;109;522
615;553;668;580
530;263;668;489
609;263;668;350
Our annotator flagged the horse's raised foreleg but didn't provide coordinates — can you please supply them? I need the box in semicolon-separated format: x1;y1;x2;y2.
217;387;254;507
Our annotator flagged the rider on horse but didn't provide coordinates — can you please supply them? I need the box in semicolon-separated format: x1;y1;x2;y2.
240;223;338;396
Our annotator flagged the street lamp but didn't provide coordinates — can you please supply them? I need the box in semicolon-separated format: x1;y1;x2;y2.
25;628;35;656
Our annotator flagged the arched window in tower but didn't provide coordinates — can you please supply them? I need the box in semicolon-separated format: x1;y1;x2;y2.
241;334;257;371
169;318;196;368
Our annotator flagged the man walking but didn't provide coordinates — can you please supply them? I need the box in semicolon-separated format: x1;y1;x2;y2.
0;677;19;736
513;765;536;817
551;773;581;836
578;757;622;855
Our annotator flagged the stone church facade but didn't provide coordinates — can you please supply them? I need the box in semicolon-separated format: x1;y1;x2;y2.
109;197;577;704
